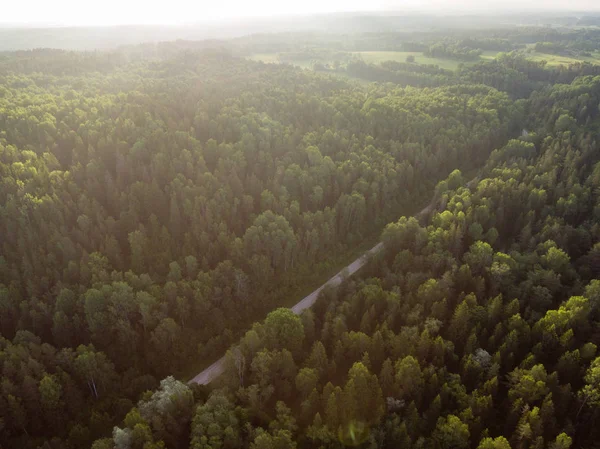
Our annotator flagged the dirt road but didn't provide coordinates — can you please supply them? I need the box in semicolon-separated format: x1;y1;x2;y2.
189;355;227;385
189;200;436;385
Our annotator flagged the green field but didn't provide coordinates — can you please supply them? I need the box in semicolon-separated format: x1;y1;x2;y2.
247;53;313;68
480;50;501;61
248;49;600;73
249;51;500;71
352;51;489;70
524;51;600;66
353;50;600;68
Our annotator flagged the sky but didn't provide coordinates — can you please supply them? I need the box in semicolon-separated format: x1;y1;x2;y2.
3;0;600;26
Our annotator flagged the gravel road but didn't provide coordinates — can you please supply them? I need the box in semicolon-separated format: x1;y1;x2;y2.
189;200;436;385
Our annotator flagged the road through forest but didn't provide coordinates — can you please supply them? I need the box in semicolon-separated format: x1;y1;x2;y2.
188;199;437;385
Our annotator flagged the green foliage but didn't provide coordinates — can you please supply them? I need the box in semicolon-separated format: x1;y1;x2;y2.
190;391;244;449
264;309;305;355
477;436;512;449
578;357;600;409
425;41;483;61
5;23;600;449
167;69;600;449
433;415;470;449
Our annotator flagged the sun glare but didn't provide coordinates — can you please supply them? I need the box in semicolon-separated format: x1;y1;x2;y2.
3;0;400;26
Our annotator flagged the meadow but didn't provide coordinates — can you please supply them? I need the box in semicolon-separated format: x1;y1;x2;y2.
248;49;600;71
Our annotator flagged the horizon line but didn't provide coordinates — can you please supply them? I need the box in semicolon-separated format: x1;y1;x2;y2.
2;8;600;28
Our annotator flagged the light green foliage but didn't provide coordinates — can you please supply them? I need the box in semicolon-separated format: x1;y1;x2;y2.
190;391;243;449
243;212;298;273
509;365;549;405
477;436;512;449
579;357;600;408
433;415;470;449
296;368;319;399
555;114;577;133
394;356;424;401
342;362;384;426
542;247;570;273
264;308;305;355
250;429;297;449
550;433;572;449
464;241;494;275
39;375;62;411
138;377;194;447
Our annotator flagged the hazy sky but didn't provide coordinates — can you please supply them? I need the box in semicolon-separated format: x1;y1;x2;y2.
4;0;600;26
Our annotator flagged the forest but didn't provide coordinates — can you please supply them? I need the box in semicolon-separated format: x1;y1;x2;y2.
1;17;600;449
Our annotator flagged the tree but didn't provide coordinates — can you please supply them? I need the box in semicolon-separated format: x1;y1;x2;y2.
508;364;549;405
263;308;305;355
250;429;296;449
477;436;511;449
306;341;328;378
584;280;600;314
113;427;132;449
464;241;493;275
395;356;424;402
549;433;572;449
555;114;576;133
73;345;117;399
128;229;149;273
83;288;111;347
190;390;243;449
433;415;470;449
169;194;182;240
577;356;600;419
270;401;298;434
39;374;62;412
150;318;182;372
139;376;194;448
243;212;298;272
296;368;318;400
342;362;384;427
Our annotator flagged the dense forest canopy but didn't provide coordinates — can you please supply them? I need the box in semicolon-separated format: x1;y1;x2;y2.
2;14;600;449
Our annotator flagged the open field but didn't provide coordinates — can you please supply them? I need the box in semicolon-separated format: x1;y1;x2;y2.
480;50;501;61
524;51;600;66
351;50;490;70
249;49;600;71
247;53;314;68
248;50;499;71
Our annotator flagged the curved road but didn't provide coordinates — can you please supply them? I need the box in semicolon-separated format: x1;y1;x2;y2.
189;201;436;385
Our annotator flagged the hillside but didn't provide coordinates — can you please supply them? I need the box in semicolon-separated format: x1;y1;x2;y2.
99;71;600;449
1;20;600;449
